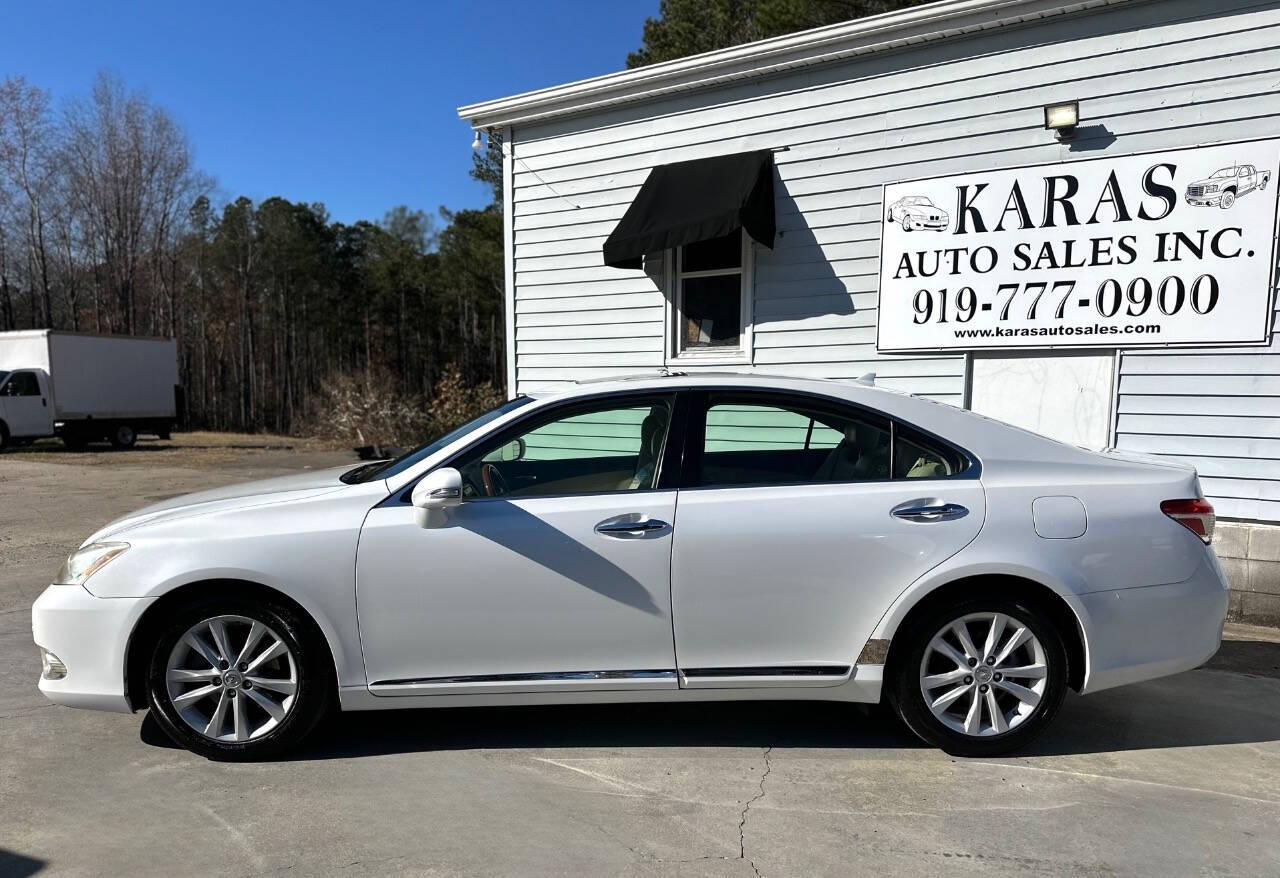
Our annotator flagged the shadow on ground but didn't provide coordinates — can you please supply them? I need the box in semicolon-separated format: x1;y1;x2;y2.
140;640;1280;762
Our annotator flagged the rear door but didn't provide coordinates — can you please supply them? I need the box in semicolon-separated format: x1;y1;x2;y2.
0;370;53;438
669;390;985;687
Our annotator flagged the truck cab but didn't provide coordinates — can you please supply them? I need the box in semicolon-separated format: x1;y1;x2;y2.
1185;163;1272;208
0;368;54;446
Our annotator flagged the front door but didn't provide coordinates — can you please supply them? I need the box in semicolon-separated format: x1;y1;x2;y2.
356;392;684;695
670;391;985;686
0;370;52;438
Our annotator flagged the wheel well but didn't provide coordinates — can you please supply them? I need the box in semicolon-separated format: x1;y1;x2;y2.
883;575;1086;692
124;579;338;711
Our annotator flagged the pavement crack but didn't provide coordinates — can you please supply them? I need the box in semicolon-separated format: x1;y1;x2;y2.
739;745;773;877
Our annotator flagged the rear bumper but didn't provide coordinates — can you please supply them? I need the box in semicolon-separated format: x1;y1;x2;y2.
1077;554;1228;694
31;584;153;713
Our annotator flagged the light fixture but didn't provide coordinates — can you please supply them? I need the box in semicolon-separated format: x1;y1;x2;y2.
1043;101;1080;140
471;129;484;150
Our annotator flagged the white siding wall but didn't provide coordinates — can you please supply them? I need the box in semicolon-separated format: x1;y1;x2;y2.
508;0;1280;520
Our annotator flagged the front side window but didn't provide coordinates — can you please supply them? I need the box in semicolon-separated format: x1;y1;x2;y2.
1;371;39;397
696;394;968;488
452;395;676;499
673;231;749;358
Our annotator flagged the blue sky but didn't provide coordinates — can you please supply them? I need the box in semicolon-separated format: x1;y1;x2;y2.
0;0;658;224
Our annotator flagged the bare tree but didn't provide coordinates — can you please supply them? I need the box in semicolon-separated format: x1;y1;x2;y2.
0;76;56;327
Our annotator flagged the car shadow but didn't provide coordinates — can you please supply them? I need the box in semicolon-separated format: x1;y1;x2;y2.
140;652;1280;761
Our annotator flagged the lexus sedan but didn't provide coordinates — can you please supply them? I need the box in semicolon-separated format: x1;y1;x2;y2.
32;373;1227;759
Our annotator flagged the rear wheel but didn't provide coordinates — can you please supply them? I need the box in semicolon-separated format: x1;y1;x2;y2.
888;598;1067;756
109;423;137;448
146;597;331;760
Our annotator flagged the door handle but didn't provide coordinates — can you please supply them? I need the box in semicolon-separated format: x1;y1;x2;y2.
891;500;968;522
595;515;670;537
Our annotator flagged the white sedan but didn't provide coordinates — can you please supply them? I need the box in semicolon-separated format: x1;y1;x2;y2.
32;374;1227;759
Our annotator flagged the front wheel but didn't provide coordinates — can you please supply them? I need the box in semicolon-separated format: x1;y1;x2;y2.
888;599;1068;757
1220;190;1236;209
146;597;331;760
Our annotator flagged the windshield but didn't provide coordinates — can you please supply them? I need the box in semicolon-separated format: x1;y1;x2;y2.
1211;168;1237;178
0;370;8;388
341;395;536;484
904;197;930;205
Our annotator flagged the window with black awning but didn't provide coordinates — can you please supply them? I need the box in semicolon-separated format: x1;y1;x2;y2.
602;149;776;270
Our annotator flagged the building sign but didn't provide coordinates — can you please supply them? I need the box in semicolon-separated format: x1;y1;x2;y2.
876;140;1280;352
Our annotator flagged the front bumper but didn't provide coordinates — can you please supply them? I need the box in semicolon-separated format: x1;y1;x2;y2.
31;584;154;713
1186;193;1223;206
1077;554;1228;694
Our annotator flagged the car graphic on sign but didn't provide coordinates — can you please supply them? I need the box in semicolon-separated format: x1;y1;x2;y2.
1185;164;1271;209
886;195;949;231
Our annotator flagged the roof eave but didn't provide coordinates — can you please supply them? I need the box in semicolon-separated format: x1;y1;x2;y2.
457;0;1132;130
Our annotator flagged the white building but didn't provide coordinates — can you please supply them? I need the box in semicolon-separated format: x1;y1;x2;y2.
459;0;1280;624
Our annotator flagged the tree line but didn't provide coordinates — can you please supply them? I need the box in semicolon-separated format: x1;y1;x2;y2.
0;73;504;439
1;1;917;440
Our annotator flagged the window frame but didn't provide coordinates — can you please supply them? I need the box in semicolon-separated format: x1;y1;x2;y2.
665;231;754;366
681;388;978;491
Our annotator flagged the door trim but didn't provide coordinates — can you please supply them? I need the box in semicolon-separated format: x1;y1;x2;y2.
369;669;678;697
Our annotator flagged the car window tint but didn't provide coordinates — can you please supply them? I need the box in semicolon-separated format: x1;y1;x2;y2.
454;396;675;499
700;397;890;487
893;425;964;479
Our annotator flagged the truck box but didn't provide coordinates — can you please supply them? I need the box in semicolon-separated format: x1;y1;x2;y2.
0;330;179;448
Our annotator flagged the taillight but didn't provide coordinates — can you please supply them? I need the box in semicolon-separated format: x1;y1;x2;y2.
1161;498;1215;545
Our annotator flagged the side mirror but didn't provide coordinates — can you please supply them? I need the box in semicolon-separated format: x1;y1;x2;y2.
410;467;462;528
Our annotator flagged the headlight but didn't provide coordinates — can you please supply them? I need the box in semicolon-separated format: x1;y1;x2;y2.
54;542;129;585
1205;184;1218;192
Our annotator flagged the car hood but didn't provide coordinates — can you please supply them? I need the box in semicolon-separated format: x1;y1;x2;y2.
82;465;358;545
1189;177;1227;187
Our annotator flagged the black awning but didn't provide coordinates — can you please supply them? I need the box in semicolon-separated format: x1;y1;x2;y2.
603;149;776;269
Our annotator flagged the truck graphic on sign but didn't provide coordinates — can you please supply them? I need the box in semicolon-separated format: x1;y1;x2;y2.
1185;164;1271;209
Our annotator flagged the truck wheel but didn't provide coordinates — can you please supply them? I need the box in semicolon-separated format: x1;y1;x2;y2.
0;422;8;452
109;424;137;449
1221;190;1235;209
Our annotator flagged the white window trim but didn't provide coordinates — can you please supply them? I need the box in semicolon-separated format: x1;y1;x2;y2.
664;231;754;367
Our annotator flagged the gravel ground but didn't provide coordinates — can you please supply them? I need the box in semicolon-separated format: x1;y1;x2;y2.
2;437;1279;877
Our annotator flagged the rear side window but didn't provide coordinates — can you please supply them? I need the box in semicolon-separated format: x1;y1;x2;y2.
700;396;892;487
695;392;969;487
893;424;966;479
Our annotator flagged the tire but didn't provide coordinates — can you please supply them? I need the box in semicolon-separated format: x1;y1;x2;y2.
109;423;137;448
902;216;913;231
888;597;1068;757
1220;190;1235;209
145;596;332;760
0;422;8;452
887;210;894;222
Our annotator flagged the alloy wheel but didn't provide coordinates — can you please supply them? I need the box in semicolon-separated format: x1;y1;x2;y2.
918;611;1048;737
165;614;299;742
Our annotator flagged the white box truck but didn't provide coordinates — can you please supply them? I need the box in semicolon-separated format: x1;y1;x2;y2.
0;330;180;450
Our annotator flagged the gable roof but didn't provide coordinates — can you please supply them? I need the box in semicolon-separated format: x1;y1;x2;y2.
457;0;1133;130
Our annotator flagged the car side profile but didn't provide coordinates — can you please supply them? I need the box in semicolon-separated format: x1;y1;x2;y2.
32;374;1228;759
